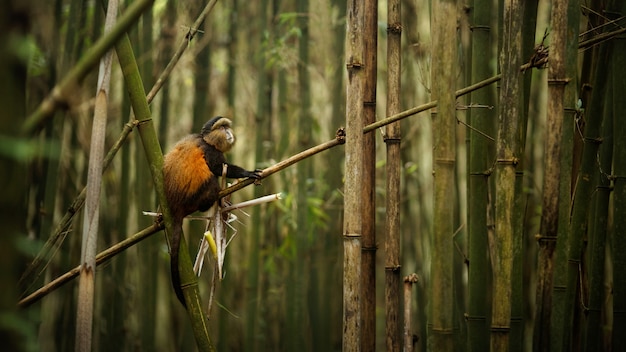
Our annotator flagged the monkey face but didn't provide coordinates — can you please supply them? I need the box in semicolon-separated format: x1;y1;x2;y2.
223;126;235;145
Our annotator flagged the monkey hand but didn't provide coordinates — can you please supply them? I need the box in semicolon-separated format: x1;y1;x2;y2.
245;169;263;180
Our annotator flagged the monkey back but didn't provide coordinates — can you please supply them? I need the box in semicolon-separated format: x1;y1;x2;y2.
163;134;222;219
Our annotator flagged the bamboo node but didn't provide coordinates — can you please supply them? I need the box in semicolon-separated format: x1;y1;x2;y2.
335;127;346;144
361;245;378;252
496;158;518;166
385;265;401;272
137;117;153;125
490;325;510;333
384;137;401;144
534;234;557;242
403;273;419;283
470;25;491;32
547;78;570;86
464;314;487;321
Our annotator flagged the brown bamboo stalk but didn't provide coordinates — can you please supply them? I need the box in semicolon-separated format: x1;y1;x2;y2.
533;0;569;350
385;0;402;350
404;274;419;352
75;2;116;348
361;0;377;348
343;0;365;348
491;0;524;349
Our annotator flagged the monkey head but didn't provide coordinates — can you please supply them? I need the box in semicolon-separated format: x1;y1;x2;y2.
201;116;235;153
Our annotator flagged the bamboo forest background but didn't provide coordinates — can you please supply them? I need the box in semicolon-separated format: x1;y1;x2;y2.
2;0;625;351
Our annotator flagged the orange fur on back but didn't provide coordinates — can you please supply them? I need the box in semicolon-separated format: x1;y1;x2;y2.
163;135;213;209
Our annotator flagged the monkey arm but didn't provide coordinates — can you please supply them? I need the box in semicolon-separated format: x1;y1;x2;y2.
223;163;261;179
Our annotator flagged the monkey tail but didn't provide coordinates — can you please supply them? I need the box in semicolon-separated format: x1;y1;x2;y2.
170;219;186;307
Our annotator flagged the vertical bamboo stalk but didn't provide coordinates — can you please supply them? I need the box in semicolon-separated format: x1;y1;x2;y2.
247;0;271;348
75;2;116;350
385;0;401;350
583;90;612;352
533;0;569;350
343;0;365;349
361;0;377;349
430;0;457;351
550;0;581;350
467;0;496;350
491;0;524;350
612;8;626;345
561;23;611;352
404;274;419;352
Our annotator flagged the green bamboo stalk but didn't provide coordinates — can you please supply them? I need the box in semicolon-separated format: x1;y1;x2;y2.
533;0;569;350
561;25;611;352
610;1;626;346
114;23;214;352
290;0;313;348
491;0;524;350
246;0;271;348
467;0;496;350
385;0;401;350
430;1;457;351
343;0;365;348
362;0;377;349
22;0;155;134
583;84;612;352
510;1;539;349
550;0;581;350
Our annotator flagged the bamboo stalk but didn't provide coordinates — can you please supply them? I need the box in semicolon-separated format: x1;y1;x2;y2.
430;1;457;350
361;0;377;349
533;0;569;350
467;0;496;350
385;0;401;350
75;2;116;349
550;0;582;349
561;26;611;352
491;0;524;350
403;274;419;352
343;0;365;348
